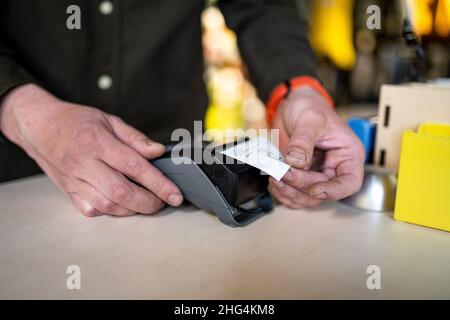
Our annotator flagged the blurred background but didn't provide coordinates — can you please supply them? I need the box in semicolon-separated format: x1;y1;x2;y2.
201;0;450;141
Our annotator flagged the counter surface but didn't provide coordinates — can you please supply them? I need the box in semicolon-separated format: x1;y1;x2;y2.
1;175;449;299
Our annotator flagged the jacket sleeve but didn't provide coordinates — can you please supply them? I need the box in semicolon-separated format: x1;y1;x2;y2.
218;0;318;102
0;26;37;103
0;21;37;144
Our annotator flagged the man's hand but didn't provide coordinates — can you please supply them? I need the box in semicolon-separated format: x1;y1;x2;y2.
269;87;365;209
0;84;183;216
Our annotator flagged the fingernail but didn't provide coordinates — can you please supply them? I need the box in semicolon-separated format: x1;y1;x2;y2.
311;191;328;200
168;193;183;206
285;151;307;167
283;169;293;181
147;141;164;149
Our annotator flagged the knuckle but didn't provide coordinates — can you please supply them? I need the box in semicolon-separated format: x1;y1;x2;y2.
294;173;310;190
144;197;164;214
74;125;99;148
81;207;99;218
110;183;130;203
283;187;297;198
124;159;143;177
109;114;121;122
148;178;166;194
98;199;116;213
290;135;314;152
61;153;80;171
129;131;146;145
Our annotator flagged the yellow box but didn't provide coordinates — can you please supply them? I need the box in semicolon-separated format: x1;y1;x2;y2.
394;123;450;232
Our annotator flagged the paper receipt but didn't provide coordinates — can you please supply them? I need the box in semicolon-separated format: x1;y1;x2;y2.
220;136;291;181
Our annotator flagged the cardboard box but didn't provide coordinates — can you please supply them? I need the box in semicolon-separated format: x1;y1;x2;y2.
375;84;450;173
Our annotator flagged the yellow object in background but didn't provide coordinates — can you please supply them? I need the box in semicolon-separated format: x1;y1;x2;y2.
406;0;435;36
435;0;450;37
204;67;245;142
406;0;450;37
310;0;356;70
202;7;262;143
394;123;450;232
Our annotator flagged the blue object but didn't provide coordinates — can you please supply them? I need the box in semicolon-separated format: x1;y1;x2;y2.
348;117;376;163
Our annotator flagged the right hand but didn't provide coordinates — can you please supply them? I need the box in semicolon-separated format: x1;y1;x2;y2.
0;84;183;217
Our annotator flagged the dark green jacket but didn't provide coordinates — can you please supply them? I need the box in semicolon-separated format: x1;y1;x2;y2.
0;0;317;182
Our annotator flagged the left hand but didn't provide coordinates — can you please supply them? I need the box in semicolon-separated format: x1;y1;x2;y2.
269;86;365;209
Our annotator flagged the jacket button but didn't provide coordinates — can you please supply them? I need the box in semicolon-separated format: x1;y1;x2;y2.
99;1;114;15
98;75;113;90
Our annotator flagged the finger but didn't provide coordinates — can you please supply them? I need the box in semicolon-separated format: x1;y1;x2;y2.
270;179;322;208
72;179;136;216
34;143;153;216
98;133;183;207
77;159;165;214
284;109;325;168
28;151;103;217
67;192;102;217
269;185;306;209
31;144;141;216
306;159;364;201
280;168;329;190
107;115;166;159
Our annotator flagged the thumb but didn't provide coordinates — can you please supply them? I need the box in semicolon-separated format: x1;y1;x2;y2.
284;111;324;168
107;115;166;159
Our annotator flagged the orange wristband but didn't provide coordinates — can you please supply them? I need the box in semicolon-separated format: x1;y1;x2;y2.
266;76;334;125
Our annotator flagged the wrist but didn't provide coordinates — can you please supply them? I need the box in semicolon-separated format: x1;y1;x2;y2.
283;86;329;109
266;76;333;126
0;84;59;146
